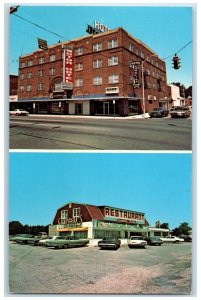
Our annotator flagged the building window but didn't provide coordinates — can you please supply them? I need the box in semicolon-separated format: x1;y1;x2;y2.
108;74;119;84
28;72;32;79
93;43;102;52
135;49;139;55
27;60;33;66
129;43;134;52
20;73;25;80
20;62;26;68
108;39;118;49
93;76;102;85
152;71;155;77
61;210;68;220
75;78;83;87
93;59;102;69
39;57;45;64
147;69;150;76
19;85;24;92
140;51;144;59
37;83;44;91
153;83;156;89
27;85;32;92
108;56;118;66
75;63;83;71
50;54;56;62
73;207;81;217
73;208;81;217
75;47;84;56
38;70;44;77
49;68;55;75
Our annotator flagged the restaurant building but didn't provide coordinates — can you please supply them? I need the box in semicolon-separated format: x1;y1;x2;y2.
14;26;172;116
48;202;169;240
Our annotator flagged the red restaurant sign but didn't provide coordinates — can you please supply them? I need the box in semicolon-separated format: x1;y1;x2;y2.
104;207;144;221
63;47;73;89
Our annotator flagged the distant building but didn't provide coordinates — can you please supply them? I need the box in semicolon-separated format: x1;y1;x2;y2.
168;84;185;107
14;27;171;116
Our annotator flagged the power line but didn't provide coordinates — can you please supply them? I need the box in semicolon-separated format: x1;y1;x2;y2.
13;13;69;41
162;40;192;60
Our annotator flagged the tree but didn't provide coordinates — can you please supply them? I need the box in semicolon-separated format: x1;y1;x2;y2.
171;222;191;236
160;223;169;229
9;221;24;235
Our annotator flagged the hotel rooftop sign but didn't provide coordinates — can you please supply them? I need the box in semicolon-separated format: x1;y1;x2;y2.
86;21;111;35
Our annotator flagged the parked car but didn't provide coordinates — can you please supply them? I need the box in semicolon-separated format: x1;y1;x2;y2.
10;234;34;243
98;237;121;250
149;108;169;118
170;106;191;118
160;236;184;243
15;235;36;244
9;109;29;116
16;232;47;245
28;236;49;246
179;235;192;242
45;236;89;249
145;236;163;246
127;236;147;248
39;236;64;246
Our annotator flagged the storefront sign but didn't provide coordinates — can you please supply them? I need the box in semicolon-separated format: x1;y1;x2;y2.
105;87;119;94
104;207;144;221
130;61;141;87
63;47;73;89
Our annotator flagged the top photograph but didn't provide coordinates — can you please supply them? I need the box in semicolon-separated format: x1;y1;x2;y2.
9;5;193;150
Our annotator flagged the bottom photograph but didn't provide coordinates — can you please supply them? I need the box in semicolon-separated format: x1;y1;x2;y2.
8;152;192;295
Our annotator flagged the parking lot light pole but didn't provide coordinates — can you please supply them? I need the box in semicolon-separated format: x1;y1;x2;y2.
141;54;158;116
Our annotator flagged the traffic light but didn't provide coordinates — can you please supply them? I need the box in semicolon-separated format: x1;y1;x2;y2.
172;55;181;69
10;6;19;14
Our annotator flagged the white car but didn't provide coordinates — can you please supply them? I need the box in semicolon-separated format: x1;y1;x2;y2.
160;236;184;243
10;109;29;116
127;236;147;248
38;235;63;246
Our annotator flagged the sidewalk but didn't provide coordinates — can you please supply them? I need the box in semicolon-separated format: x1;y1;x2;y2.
28;113;151;120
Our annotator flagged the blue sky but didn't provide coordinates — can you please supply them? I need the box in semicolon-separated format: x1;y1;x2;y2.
9;152;192;230
8;5;193;87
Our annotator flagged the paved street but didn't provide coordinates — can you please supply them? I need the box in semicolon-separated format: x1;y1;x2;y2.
9;241;192;294
9;115;192;150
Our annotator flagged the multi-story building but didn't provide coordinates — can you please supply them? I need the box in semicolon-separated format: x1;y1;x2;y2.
49;201;170;242
9;75;18;103
15;27;171;116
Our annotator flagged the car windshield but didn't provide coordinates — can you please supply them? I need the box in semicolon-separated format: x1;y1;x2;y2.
130;236;142;240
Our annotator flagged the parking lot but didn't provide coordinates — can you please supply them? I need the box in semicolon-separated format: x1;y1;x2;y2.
8;241;192;295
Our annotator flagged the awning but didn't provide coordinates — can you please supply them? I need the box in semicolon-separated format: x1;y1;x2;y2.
56;227;88;232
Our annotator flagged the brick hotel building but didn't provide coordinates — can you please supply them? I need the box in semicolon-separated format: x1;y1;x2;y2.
13;27;172;116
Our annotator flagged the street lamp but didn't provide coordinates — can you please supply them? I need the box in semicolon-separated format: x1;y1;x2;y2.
141;54;158;116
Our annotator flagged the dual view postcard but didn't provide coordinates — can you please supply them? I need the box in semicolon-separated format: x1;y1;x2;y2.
8;4;193;296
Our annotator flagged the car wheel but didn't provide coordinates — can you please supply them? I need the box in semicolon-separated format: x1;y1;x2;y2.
63;244;69;249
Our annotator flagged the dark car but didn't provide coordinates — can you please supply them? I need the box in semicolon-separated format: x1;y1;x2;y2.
145;236;164;246
170;106;191;118
98;237;121;250
149;108;169;118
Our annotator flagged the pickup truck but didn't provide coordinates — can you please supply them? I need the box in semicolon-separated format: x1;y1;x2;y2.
45;236;89;249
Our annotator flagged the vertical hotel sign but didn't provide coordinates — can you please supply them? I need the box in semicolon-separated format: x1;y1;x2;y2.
63;46;73;90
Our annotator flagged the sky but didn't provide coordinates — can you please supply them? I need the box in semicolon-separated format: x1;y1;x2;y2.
9;152;192;230
8;4;193;87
